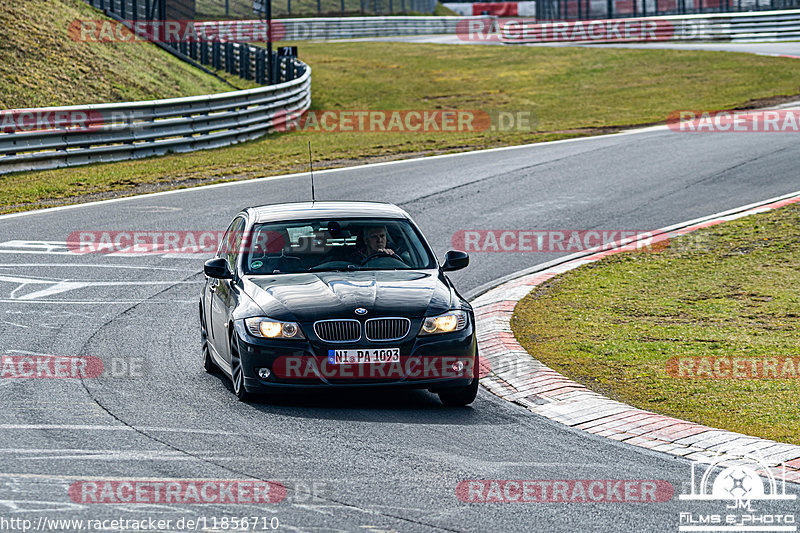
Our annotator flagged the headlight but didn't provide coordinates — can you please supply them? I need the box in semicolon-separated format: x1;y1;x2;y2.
419;310;468;335
245;317;305;339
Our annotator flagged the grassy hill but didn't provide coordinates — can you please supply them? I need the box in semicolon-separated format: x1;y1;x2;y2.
0;0;245;109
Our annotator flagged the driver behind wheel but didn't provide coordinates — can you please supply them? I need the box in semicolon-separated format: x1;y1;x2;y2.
348;225;410;266
363;225;396;258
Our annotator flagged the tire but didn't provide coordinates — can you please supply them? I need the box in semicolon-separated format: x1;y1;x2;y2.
229;334;252;402
437;354;480;407
200;305;218;374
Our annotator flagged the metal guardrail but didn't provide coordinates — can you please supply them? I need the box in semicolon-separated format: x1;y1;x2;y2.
500;8;800;42
0;65;310;175
531;0;800;21
248;0;438;16
192;15;495;40
275;15;492;39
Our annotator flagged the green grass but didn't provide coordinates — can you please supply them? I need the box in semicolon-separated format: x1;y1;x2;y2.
511;203;800;445
0;0;252;109
3;41;800;212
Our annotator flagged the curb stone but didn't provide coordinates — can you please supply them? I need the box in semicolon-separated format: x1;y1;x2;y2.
472;191;800;483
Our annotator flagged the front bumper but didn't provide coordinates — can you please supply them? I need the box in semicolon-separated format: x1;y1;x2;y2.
233;317;477;392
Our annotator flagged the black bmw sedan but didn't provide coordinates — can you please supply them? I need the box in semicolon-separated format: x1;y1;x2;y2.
199;201;479;406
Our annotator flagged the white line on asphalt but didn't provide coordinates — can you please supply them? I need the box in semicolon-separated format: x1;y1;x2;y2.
0;263;190;271
0;125;670;222
0;424;235;435
0;299;195;305
0;449;226;461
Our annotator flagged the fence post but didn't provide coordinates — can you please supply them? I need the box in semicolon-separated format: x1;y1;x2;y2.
256;48;265;84
226;42;235;74
240;46;250;79
201;40;209;64
212;41;221;69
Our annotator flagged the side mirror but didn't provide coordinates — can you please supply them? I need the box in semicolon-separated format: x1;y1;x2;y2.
204;257;234;279
441;250;469;272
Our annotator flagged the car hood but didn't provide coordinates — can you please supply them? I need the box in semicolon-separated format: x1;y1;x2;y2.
243;270;453;322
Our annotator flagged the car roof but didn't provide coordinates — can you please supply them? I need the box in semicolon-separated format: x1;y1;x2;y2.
246;201;411;224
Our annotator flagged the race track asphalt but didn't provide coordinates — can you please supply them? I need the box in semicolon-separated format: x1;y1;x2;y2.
0;105;798;531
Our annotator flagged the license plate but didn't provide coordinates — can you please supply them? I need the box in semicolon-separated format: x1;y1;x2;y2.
328;348;400;364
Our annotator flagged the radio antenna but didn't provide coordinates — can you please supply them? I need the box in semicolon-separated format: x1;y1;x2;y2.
308;141;316;204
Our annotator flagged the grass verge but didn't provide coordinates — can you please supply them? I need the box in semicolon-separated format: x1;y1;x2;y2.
0;0;251;109
3;42;800;212
511;203;800;445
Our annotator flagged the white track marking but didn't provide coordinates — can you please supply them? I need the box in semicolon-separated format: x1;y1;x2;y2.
0;240;206;258
0;449;227;461
0;299;195;305
0;241;71;254
0;499;85;513
0;126;674;223
0;263;189;272
0;275;196;301
0;424;235;435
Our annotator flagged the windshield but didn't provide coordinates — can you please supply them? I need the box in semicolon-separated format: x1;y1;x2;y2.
242;218;436;275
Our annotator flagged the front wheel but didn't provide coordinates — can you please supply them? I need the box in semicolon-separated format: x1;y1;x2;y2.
201;306;218;374
437;355;479;407
230;335;252;402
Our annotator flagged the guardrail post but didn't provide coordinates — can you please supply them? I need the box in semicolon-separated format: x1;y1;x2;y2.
212;41;221;70
200;40;209;64
225;42;235;74
240;46;250;79
256;49;265;84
